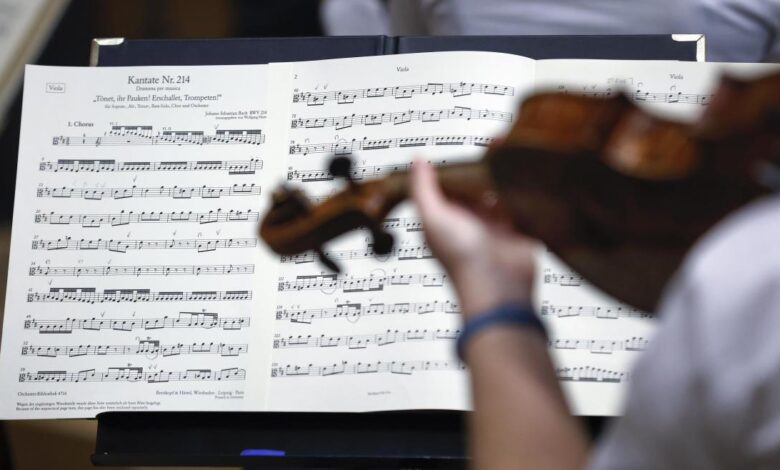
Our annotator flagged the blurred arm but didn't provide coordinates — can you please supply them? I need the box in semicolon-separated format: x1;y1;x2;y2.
411;160;588;469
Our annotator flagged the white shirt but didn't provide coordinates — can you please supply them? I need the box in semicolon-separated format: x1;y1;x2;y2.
591;194;780;469
321;0;780;62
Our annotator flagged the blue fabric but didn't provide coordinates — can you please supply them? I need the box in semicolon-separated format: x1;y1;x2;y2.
456;302;546;361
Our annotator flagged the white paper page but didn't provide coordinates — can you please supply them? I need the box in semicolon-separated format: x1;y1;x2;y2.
533;59;780;415
265;51;536;411
0;64;280;419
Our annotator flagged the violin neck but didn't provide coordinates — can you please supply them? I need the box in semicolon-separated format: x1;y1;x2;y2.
380;159;495;210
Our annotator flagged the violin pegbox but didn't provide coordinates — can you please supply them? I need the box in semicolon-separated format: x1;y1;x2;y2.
327;155;395;256
267;184;311;225
265;184;341;272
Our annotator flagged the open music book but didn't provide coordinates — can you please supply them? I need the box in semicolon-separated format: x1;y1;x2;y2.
1;51;775;419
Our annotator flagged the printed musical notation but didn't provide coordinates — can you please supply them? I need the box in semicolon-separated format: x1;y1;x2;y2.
271;359;465;377
39;158;262;174
382;217;423;232
287;160;448;183
293;82;515;106
27;288;252;303
543;270;584;287
18;367;246;383
562;85;713;106
549;337;648;354
22;339;248;358
291;107;512;130
32;237;257;253
34;209;259;227
24;312;250;334
276;300;460;324
271;360;628;383
274;328;459;350
556;366;629;384
29;264;254;277
539;303;651;320
281;243;432;264
52;126;264;146
277;272;447;293
37;184;260;200
289;134;494;156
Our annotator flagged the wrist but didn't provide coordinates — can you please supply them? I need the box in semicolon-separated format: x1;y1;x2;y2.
456;302;546;362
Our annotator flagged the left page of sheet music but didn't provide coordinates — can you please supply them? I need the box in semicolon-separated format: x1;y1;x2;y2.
0;64;280;419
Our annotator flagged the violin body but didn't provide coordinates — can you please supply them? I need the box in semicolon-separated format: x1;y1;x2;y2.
261;72;780;312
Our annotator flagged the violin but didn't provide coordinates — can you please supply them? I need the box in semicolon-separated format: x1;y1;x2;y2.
260;72;780;312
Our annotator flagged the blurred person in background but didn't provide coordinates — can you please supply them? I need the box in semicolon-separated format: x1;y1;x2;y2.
321;0;780;62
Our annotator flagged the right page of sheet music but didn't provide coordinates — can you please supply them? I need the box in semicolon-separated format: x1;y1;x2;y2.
533;59;780;415
264;52;536;411
265;54;780;415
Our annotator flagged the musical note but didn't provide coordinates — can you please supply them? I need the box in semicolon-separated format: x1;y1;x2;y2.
24;312;250;334
542;269;584;287
556;366;630;384
52;127;264;146
548;337;649;354
287;160;450;183
32;237;257;253
280;243;433;264
34;209;258;227
292;82;514;106
18;367;246;383
290;106;512;130
21;340;248;358
288;134;494;156
275;300;460;324
558;83;713;105
539;302;651;320
26;288;252;303
273;328;459;349
36;184;260;200
277;272;447;293
271;359;465;377
28;264;254;277
381;217;424;232
39;158;262;174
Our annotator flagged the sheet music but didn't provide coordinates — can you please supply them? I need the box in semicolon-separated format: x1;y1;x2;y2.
264;52;537;411
265;53;779;415
3;52;778;419
0;64;279;418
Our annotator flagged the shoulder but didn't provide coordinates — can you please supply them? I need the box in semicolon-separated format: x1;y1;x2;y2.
669;195;780;348
657;195;780;461
591;197;780;469
678;195;780;305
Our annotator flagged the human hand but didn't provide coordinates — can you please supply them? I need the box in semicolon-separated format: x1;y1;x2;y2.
410;159;537;318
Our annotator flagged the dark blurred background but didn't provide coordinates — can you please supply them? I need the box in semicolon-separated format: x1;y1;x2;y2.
0;0;323;222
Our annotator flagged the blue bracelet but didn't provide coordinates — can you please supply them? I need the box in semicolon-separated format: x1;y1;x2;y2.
456;302;546;361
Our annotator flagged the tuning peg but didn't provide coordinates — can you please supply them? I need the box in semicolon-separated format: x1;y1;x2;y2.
329;156;357;188
369;225;394;255
315;247;341;273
